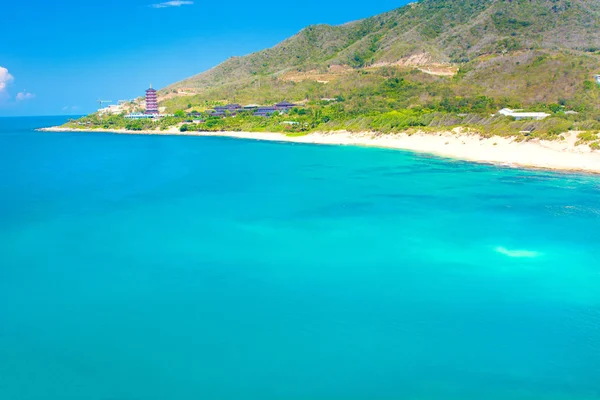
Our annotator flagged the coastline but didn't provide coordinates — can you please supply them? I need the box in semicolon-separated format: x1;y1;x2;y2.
40;126;600;174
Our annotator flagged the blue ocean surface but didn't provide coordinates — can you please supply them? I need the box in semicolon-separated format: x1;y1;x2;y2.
1;116;599;400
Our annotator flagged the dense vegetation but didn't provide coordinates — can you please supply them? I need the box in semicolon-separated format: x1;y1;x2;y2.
69;84;600;144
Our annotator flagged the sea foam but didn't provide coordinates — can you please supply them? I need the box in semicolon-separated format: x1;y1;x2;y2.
495;246;541;258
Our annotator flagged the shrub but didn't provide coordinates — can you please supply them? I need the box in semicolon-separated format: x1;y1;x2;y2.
577;131;599;142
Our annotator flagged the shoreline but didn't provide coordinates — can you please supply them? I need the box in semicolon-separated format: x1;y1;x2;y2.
40;126;600;174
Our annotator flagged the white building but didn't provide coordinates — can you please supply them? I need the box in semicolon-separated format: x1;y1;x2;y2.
124;113;155;120
498;108;550;121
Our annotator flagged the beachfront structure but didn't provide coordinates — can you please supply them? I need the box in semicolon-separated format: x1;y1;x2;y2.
498;108;550;121
210;104;243;117
254;107;278;117
204;102;299;117
145;85;159;115
125;113;155;120
214;104;242;112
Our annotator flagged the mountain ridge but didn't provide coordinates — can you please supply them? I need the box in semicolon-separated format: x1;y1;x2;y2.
163;0;600;95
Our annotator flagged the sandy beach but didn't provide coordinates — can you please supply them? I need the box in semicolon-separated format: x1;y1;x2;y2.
41;126;600;174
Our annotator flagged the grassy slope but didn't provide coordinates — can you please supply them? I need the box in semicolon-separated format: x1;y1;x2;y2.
163;49;600;113
164;0;600;91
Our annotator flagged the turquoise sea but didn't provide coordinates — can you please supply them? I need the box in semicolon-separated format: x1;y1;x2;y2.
1;116;599;400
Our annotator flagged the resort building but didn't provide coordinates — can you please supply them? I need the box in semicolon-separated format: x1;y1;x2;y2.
210;104;242;117
498;108;550;121
214;104;242;112
145;85;159;115
125;113;155;120
254;107;278;117
204;101;301;118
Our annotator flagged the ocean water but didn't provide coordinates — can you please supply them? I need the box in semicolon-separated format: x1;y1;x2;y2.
1;116;599;400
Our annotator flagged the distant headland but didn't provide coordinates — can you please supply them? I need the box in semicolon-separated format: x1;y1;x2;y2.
46;0;600;172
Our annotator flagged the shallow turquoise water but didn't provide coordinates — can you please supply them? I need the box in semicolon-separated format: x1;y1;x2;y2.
1;117;599;400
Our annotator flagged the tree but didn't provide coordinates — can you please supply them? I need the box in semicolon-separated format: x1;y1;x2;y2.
174;110;186;118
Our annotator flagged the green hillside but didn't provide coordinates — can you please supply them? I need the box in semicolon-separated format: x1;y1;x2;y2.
74;0;600;142
164;0;600;91
159;0;600;113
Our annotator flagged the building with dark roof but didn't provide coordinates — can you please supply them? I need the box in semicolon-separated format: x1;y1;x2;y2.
209;111;227;117
254;107;278;117
210;104;242;117
214;104;242;112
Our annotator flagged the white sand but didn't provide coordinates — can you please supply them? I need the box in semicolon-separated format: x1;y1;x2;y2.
40;126;600;174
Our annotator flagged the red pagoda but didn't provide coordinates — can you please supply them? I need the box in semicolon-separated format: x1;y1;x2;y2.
145;84;159;115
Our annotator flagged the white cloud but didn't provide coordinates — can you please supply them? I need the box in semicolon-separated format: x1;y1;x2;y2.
62;105;80;112
0;66;14;97
150;1;193;8
0;67;35;105
16;91;35;101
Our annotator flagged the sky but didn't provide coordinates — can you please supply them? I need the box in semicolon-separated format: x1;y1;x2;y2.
0;0;409;117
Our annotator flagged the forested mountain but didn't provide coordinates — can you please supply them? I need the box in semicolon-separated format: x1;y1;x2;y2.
164;0;600;104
